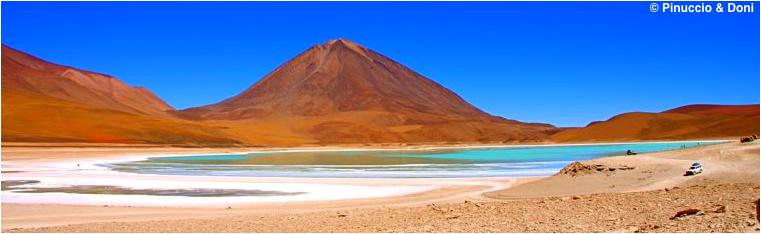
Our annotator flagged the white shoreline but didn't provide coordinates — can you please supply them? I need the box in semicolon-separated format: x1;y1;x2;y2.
0;140;725;207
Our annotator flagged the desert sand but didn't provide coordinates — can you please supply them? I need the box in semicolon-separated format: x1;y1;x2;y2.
1;140;759;232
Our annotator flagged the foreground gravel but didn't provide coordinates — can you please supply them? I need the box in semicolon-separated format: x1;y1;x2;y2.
9;182;759;233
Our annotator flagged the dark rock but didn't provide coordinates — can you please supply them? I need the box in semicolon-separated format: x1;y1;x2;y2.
671;208;703;219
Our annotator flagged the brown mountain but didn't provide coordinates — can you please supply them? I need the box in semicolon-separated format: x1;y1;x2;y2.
2;45;239;144
7;40;753;146
180;39;557;144
3;46;173;116
552;104;760;142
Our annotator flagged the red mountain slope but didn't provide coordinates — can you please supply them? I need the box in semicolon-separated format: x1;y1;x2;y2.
2;46;173;116
2;45;239;145
180;39;557;144
552;104;760;142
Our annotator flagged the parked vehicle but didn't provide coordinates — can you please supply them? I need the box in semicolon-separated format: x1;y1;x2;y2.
684;162;703;176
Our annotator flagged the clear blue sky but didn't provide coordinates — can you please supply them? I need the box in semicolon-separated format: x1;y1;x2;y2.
2;2;759;127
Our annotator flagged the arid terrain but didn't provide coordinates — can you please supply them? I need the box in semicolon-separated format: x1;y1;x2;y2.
554;104;760;142
2;40;757;146
2;141;758;232
2;38;759;233
1;46;240;145
1;40;558;146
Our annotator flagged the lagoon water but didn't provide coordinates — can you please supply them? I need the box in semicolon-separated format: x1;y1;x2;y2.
109;141;719;178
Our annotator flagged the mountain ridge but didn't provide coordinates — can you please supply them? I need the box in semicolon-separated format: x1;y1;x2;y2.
2;40;757;146
2;44;240;145
553;104;759;142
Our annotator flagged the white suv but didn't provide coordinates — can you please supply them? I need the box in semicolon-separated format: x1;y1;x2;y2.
685;162;703;176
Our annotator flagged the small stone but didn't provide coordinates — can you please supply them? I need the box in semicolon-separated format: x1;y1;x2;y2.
712;205;726;213
671;208;702;220
446;214;461;219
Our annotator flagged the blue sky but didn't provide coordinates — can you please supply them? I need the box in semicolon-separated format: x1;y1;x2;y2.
2;2;759;127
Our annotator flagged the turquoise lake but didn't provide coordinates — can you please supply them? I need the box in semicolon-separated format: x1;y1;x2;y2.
108;141;721;178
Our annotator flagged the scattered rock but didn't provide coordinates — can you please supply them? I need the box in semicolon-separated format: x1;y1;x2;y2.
671;208;703;220
557;163;635;176
618;165;635;170
428;204;445;213
558;162;597;176
708;204;726;213
446;214;461;219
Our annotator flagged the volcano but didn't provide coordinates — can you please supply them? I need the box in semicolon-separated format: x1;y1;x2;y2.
180;39;557;144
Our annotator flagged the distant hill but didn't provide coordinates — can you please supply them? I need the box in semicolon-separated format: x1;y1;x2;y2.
2;45;239;145
552;104;760;142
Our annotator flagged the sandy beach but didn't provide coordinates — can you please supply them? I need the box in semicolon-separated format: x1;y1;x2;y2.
1;141;759;232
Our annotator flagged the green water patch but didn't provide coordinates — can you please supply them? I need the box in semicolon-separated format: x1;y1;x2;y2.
14;185;305;197
150;151;473;166
1;180;40;190
147;141;716;166
111;141;724;178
